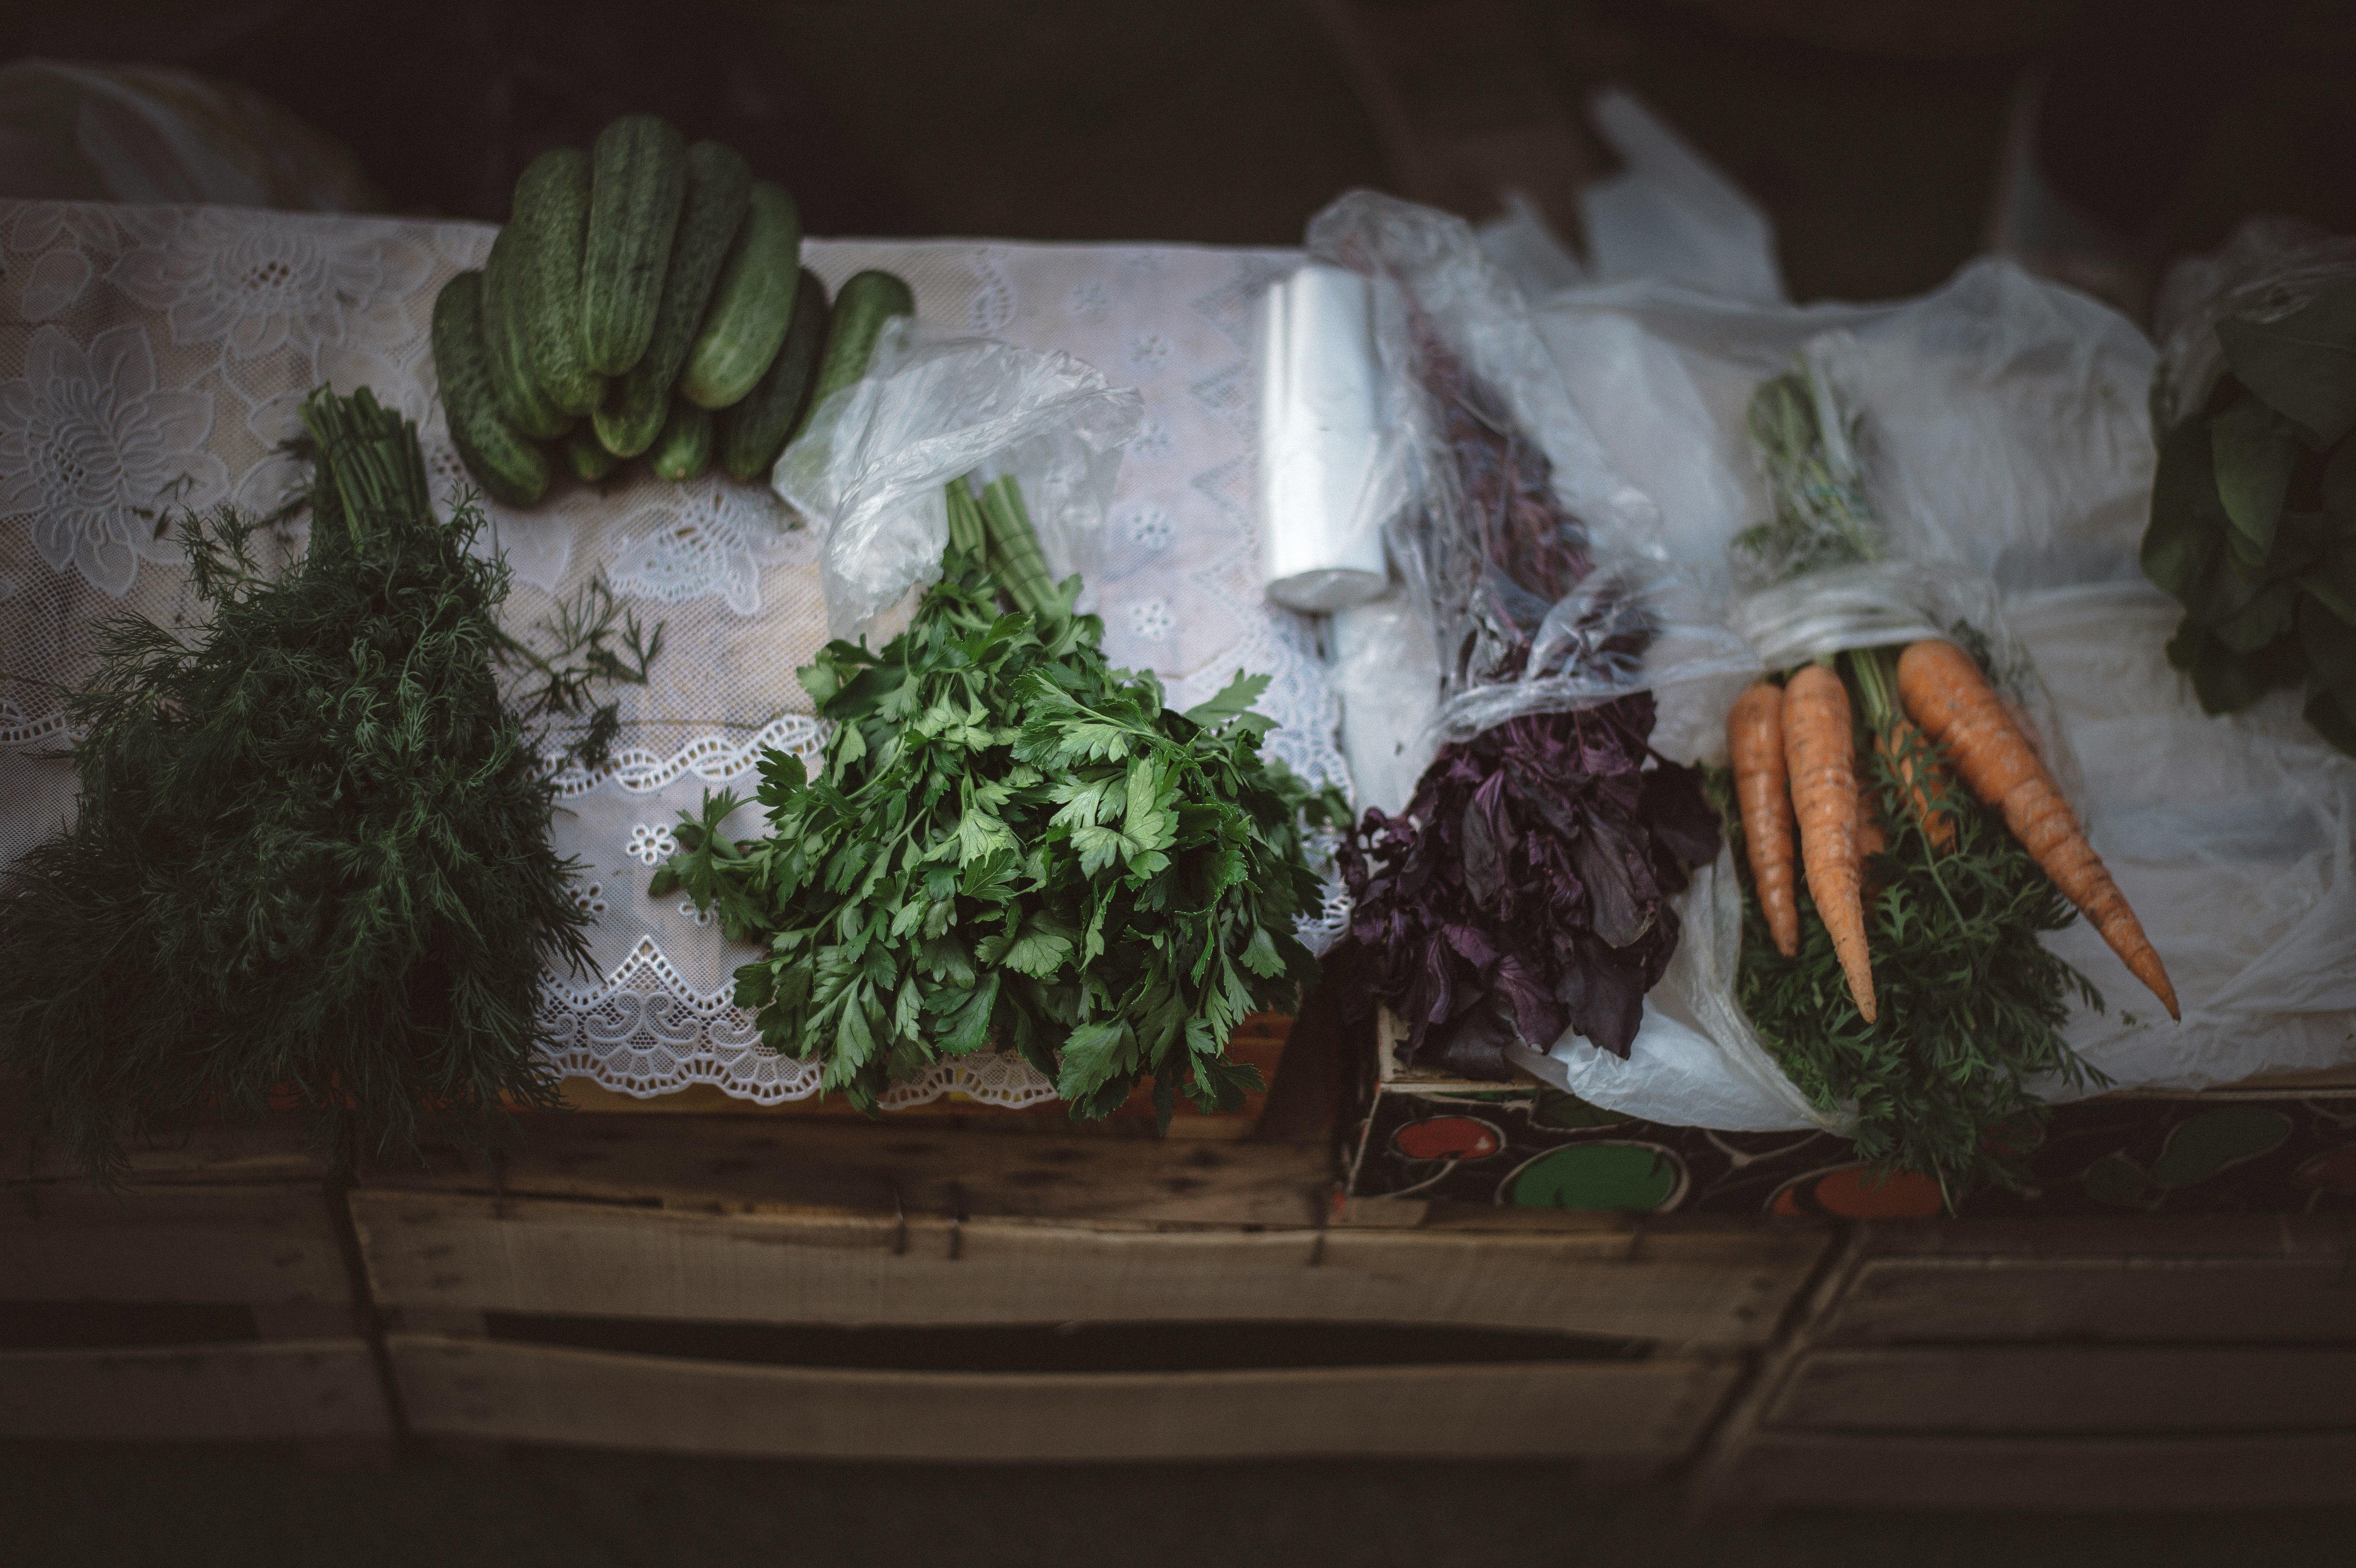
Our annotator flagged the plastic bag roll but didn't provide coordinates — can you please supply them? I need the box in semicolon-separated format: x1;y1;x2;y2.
1259;263;1390;612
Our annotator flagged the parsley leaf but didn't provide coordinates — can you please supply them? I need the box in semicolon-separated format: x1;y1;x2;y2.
655;479;1322;1120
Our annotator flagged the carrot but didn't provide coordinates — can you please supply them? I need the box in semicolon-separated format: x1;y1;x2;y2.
1896;638;2179;1020
1844;647;1955;853
1728;681;1800;958
1876;719;1956;853
1783;663;1876;1023
1854;768;1887;880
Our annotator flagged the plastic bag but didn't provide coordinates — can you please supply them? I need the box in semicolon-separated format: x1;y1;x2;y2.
1303;190;1755;751
774;320;1142;641
1325;588;1440;816
1514;256;2356;1126
2151;215;2356;436
1258;263;1400;612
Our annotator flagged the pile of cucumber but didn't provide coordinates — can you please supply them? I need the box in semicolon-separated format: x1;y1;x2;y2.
431;113;914;507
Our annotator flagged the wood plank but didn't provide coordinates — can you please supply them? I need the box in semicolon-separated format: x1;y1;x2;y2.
1848;1214;2345;1259
388;1332;1737;1461
1817;1252;2356;1345
1688;1427;2356;1514
0;1339;390;1441
361;1113;1334;1227
350;1193;1822;1345
1765;1346;2356;1435
1;1093;326;1188
2;1184;353;1307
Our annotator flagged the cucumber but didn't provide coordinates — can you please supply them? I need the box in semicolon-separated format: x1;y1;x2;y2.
594;141;753;457
650;400;713;482
431;271;551;507
580;113;689;376
481;224;572;440
678;181;802;410
563;422;623;482
718;267;829;482
788;269;915;447
510;148;604;417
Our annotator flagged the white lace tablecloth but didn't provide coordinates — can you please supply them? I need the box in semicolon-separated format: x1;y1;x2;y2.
0;199;1345;1106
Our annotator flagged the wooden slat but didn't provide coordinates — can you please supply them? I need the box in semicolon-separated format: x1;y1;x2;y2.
1817;1252;2356;1346
2;1184;352;1307
0;1339;390;1441
0;1090;327;1187
388;1332;1736;1461
363;1114;1333;1227
1765;1346;2356;1435
351;1192;1824;1345
1690;1427;2356;1514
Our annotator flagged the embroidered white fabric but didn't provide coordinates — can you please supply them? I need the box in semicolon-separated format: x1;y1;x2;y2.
0;200;1347;1107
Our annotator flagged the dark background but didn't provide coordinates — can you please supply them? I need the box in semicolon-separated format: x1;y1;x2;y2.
7;1;2356;1562
9;0;2356;307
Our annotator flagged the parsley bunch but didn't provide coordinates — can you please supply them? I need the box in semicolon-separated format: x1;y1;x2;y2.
655;485;1326;1122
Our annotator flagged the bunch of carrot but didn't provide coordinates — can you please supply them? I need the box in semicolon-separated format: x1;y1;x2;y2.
1729;638;2178;1025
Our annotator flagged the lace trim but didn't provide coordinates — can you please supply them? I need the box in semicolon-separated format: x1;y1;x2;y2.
548;712;829;798
539;935;1061;1108
0;699;73;750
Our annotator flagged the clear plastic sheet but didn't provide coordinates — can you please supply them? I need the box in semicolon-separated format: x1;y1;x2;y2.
774;320;1143;641
1520;254;2356;1125
1302;190;1755;751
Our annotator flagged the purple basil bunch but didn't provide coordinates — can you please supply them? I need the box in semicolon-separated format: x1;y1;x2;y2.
1339;691;1720;1078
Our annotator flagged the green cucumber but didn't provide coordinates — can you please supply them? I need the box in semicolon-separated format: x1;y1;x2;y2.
432;271;551;507
595;141;753;457
650;400;714;482
678;181;802;410
563;422;623;482
788;269;916;447
481;224;572;440
510;148;604;417
718;267;829;481
580;113;689;376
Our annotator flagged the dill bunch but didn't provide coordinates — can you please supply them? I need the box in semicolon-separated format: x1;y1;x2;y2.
0;387;589;1182
1724;740;2106;1204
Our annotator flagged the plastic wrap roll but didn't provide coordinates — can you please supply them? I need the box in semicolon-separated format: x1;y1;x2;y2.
1259;263;1390;611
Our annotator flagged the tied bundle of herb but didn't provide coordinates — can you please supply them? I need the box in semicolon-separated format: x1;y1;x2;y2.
0;388;626;1182
1726;359;2106;1198
1341;694;1720;1077
655;478;1327;1122
1341;311;1711;1077
2141;274;2356;754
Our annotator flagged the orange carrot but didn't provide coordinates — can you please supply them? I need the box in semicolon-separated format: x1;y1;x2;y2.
1877;719;1957;853
1844;647;1955;854
1854;768;1887;881
1783;663;1876;1023
1896;638;2179;1020
1728;681;1800;958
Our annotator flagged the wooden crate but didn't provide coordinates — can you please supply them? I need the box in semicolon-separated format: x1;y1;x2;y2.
0;1099;395;1455
352;1109;1828;1463
1688;1216;2356;1516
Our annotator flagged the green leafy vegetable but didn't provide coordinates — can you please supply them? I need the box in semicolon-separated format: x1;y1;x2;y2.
1732;361;1882;586
2145;274;2356;755
654;481;1327;1122
1725;740;2107;1203
0;388;623;1183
